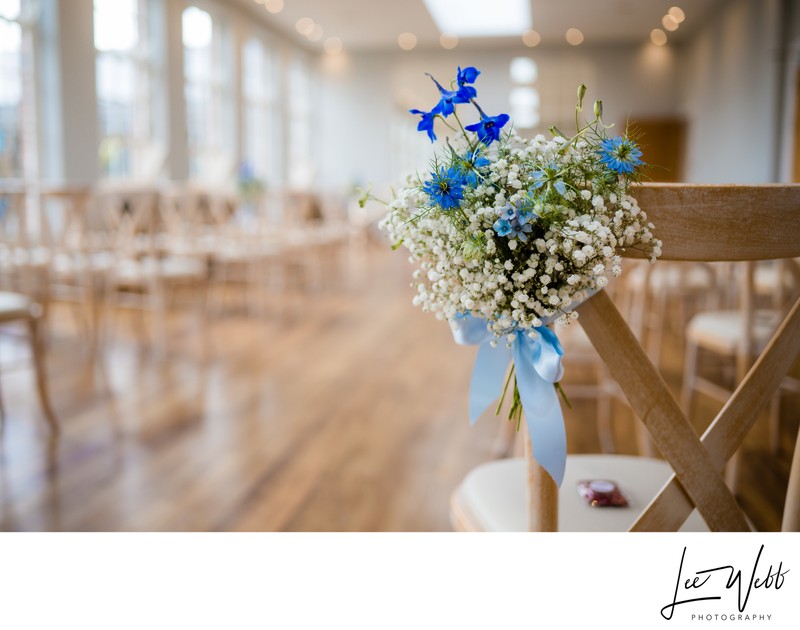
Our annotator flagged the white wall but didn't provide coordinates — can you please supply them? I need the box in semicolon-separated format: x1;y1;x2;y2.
678;0;782;183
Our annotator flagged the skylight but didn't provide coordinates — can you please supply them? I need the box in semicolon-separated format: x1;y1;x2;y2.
422;0;532;38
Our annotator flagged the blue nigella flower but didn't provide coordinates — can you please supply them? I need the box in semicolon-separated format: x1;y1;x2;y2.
492;202;537;242
530;162;568;196
598;136;644;174
465;103;510;146
460;148;491;186
493;218;513;237
409;108;438;142
423;166;468;211
425;72;473;118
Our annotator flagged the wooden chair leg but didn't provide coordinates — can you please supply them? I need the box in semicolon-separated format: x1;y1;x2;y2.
768;393;781;455
0;371;5;434
525;431;558;532
596;368;616;454
151;284;168;359
88;283;105;363
782;423;800;531
680;340;698;417
197;281;212;365
27;315;58;432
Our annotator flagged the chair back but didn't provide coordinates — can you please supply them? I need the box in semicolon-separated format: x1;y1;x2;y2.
94;184;161;259
39;184;93;256
528;184;800;531
0;184;29;248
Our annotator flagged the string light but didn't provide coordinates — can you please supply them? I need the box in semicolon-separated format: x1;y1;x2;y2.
440;33;458;49
522;29;540;47
650;28;667;46
668;6;686;23
398;32;417;51
565;28;584;46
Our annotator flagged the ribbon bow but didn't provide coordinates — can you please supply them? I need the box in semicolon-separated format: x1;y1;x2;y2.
452;314;567;486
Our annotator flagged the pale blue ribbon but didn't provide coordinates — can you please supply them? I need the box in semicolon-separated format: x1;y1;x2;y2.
452;314;567;486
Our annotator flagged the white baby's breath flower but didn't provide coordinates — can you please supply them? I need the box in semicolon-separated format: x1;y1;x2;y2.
379;106;657;340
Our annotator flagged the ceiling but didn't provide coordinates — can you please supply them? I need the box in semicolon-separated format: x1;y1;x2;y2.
235;0;727;53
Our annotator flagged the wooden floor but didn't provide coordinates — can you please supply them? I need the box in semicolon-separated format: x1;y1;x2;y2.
0;242;797;531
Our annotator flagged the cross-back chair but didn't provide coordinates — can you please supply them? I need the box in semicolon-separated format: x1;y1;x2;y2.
97;185;207;354
39;184;107;355
0;185;50;306
450;183;800;532
0;185;57;430
682;258;800;456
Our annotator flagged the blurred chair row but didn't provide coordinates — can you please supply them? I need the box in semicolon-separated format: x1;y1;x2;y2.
0;180;358;428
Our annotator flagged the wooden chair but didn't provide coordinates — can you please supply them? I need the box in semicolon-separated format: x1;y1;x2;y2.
450;183;800;532
0;185;51;313
681;259;800;455
39;184;108;357
96;185;207;354
0;290;57;431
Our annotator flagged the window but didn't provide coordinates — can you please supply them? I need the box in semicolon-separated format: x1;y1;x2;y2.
242;36;280;187
509;57;540;130
0;0;24;178
183;5;233;182
286;56;313;188
94;0;163;180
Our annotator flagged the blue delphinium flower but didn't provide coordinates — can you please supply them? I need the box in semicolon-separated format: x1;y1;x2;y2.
456;66;480;100
492;202;536;242
465;103;510;146
423;166;467;211
457;66;480;86
409;108;438;142
597;136;644;174
426;72;473;117
530;162;568;196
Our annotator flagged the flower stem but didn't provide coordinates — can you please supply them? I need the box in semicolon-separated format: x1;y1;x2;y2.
496;364;515;415
452;110;477;152
555;381;572;409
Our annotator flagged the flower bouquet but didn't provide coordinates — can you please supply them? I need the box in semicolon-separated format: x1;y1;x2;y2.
376;67;661;484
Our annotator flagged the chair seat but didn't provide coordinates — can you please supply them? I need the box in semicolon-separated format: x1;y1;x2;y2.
687;309;780;355
114;257;206;284
451;454;709;532
0;246;51;269
52;251;115;278
0;291;33;322
754;263;795;294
